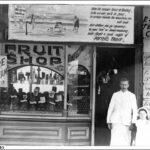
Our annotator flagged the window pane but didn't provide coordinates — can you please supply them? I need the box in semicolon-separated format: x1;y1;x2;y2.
0;66;64;115
67;45;92;117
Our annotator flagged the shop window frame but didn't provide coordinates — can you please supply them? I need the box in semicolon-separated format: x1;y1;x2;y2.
0;43;93;120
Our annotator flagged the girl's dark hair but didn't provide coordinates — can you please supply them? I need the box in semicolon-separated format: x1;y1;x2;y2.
138;109;148;120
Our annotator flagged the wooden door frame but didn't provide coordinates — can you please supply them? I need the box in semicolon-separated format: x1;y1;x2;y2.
134;45;143;108
91;46;96;146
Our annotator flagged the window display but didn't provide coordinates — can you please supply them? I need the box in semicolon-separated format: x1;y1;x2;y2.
0;65;64;114
0;44;92;118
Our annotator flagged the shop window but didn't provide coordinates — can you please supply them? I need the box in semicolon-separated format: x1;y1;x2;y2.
0;66;64;114
67;45;92;116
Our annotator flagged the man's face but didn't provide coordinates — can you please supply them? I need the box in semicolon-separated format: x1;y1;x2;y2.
120;80;129;92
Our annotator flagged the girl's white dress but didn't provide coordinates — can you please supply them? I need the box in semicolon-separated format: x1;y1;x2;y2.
135;119;150;146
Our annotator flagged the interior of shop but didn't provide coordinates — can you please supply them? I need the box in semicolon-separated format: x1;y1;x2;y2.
95;47;135;146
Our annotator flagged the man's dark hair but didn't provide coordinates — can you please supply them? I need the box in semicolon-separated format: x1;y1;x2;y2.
120;77;129;83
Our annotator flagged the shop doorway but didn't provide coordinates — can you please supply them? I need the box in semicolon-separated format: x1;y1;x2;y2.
95;47;135;146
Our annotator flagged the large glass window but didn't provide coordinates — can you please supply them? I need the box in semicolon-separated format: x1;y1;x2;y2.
0;65;64;115
0;44;93;118
67;45;92;116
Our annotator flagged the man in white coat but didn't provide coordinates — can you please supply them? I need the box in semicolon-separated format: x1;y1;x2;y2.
107;77;137;146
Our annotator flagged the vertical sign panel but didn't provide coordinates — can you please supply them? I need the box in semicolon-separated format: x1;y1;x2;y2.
0;56;7;87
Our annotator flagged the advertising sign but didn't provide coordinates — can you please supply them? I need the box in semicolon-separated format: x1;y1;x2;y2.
9;4;134;44
0;56;7;87
143;68;150;83
2;43;65;75
143;7;150;39
143;84;150;99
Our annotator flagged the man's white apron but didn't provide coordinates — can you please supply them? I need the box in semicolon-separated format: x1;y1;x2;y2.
110;124;131;146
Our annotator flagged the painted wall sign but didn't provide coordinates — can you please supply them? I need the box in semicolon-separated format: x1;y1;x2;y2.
143;68;150;83
143;7;150;39
143;7;150;109
143;100;150;106
9;5;134;44
0;56;8;87
143;100;150;111
1;43;65;75
143;53;150;66
143;84;150;99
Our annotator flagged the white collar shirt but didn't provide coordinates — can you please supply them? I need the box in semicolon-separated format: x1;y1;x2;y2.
107;90;137;126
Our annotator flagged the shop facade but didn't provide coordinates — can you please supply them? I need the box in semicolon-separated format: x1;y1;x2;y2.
0;4;143;146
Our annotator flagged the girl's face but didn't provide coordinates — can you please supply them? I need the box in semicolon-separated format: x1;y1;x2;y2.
139;110;147;120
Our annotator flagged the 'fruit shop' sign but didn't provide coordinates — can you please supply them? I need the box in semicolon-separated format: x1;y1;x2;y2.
1;43;65;75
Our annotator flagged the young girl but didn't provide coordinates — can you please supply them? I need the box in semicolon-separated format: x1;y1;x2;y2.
134;107;150;146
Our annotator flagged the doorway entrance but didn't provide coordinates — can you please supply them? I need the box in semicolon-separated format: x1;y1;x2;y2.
95;47;135;146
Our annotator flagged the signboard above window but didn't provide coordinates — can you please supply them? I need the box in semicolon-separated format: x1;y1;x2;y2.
8;4;134;44
2;43;65;76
